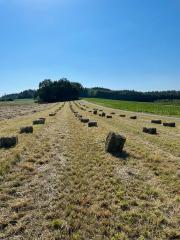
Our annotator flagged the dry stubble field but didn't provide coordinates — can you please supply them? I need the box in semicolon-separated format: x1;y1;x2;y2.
0;100;179;240
0;100;54;121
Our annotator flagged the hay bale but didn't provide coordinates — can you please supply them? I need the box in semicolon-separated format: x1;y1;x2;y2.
20;126;33;134
151;120;162;124
105;132;126;153
163;122;176;127
0;136;18;148
33;118;46;125
143;127;157;134
130;116;137;119
81;118;89;123
49;113;56;116
120;114;126;117
99;112;106;117
106;115;112;118
88;121;97;127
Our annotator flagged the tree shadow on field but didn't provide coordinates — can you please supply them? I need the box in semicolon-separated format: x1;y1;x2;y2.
110;150;130;160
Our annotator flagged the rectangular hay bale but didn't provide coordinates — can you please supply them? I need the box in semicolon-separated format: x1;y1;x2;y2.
151;120;162;124
88;121;97;127
0;136;18;148
143;127;157;134
20;126;33;134
163;122;176;127
33;118;46;125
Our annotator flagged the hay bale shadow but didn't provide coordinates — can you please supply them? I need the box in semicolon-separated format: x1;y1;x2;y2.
110;150;130;160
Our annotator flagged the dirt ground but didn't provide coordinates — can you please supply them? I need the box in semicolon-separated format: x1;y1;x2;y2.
0;101;179;239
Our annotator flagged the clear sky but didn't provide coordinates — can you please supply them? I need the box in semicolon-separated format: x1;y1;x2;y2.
0;0;180;96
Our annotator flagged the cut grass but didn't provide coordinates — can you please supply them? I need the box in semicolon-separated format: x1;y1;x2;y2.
84;98;180;117
0;101;179;239
0;99;35;106
0;99;58;121
0;102;60;176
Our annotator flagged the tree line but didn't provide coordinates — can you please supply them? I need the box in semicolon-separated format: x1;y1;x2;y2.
1;78;180;103
0;89;36;101
81;87;180;102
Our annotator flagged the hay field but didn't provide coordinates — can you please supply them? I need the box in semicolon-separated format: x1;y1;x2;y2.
0;100;179;239
0;99;55;121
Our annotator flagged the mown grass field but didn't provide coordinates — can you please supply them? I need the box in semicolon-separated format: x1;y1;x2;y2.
84;98;180;117
0;99;54;121
0;100;179;239
0;98;35;106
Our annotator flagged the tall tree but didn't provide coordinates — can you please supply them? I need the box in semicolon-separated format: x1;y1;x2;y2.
37;78;81;103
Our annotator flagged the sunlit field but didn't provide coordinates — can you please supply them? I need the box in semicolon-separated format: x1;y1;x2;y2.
0;100;179;239
84;98;180;117
0;99;35;106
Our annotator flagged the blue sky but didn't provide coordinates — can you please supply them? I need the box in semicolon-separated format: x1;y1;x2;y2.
0;0;180;95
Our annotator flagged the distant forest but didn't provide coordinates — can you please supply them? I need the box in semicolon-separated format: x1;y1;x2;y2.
81;88;180;102
1;78;180;103
0;89;36;101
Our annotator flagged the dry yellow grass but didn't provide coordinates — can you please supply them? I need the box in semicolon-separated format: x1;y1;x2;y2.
0;101;55;121
0;100;179;239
